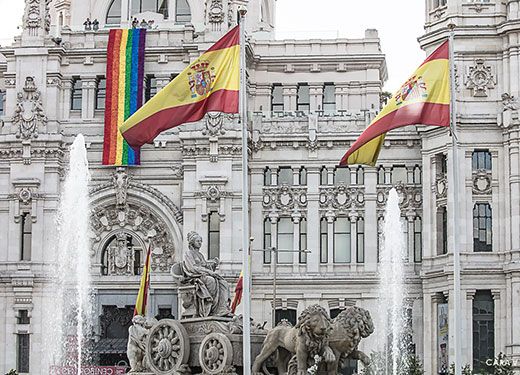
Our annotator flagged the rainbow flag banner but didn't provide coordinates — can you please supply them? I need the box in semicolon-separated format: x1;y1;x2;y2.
340;41;450;166
121;26;239;149
102;28;146;166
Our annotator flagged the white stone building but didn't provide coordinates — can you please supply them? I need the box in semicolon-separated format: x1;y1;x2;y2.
0;0;519;374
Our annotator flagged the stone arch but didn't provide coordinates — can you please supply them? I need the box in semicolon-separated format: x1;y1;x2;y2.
89;180;183;274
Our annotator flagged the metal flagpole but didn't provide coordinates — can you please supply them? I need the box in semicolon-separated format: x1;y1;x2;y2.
238;8;252;375
448;24;462;375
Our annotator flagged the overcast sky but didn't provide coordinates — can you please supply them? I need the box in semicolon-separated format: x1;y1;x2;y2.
0;0;425;92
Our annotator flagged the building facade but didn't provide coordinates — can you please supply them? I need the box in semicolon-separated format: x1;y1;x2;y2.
0;0;518;374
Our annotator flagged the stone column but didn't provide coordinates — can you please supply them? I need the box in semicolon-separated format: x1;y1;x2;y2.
465;290;476;367
309;84;323;112
406;213;415;263
269;212;278;273
364;167;378;271
283;85;297;112
62;79;73;120
82;76;97;120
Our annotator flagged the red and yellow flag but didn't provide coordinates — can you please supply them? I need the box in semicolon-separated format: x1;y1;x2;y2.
121;26;240;148
230;271;243;314
134;245;152;316
340;41;450;166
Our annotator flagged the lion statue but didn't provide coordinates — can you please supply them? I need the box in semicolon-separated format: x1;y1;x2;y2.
325;306;375;374
252;304;334;375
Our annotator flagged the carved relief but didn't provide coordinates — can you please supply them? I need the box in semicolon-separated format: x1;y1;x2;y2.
112;168;129;209
91;202;176;272
203;112;226;136
13;77;47;139
376;184;422;211
24;0;43;35
262;186;307;214
207;0;225;24
472;170;492;195
465;59;496;97
319;186;365;212
499;93;519;128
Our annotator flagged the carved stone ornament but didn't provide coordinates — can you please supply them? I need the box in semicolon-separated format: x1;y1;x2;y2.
319;186;365;212
473;170;492;195
24;0;43;35
107;232;135;275
499;93;520;129
262;186;307;214
91;202;176;272
377;184;422;210
203;112;226;136
465;59;496;97
13;77;47;139
208;0;225;24
112;168;129;209
435;175;448;200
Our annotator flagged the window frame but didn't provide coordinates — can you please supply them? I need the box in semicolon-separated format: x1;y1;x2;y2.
322;82;336;114
208;211;220;259
271;84;284;112
95;76;106;110
473;202;492;252
296;83;310;112
333;216;351;263
70;77;82;111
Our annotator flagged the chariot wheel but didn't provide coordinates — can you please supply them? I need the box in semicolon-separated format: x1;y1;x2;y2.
146;319;190;374
198;332;233;374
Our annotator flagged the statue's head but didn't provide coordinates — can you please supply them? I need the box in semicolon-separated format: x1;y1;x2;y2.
132;314;146;326
187;231;203;249
295;304;332;339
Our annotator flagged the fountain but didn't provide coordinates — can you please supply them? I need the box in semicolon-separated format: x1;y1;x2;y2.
43;134;94;374
377;187;409;375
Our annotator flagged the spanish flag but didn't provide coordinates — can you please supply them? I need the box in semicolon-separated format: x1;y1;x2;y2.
134;245;152;316
121;26;240;148
230;271;243;314
340;41;450;166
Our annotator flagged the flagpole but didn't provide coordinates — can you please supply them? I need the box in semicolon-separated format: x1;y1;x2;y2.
238;8;252;375
448;23;462;375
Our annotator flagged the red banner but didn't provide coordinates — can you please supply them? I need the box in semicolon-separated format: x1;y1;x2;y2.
49;366;126;375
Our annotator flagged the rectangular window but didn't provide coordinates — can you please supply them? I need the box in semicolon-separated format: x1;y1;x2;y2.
275;308;297;326
377;166;386;184
145;75;157;102
133;249;142;275
320;217;328;263
391;165;407;184
322;83;336;114
71;77;82;110
437;206;448;255
334;217;351;263
357;218;364;263
277;218;293;264
271;84;284;112
0;91;5;116
208;211;220;259
17;333;30;373
414;216;422;262
299;218;307;263
277;167;293;186
473;203;492;252
175;0;191;24
334;167;350;185
17;310;30;324
20;212;32;261
297;83;310;112
95;77;106;110
355;166;364;185
472;150;492;171
472;290;494;373
263;218;271;264
155;307;174;320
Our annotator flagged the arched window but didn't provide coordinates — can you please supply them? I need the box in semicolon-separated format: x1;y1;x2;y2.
101;232;145;275
131;0;168;18
106;0;122;25
175;0;191;24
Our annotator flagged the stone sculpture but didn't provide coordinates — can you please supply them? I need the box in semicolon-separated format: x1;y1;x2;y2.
252;304;335;375
326;306;374;373
127;315;156;373
172;231;230;318
13;77;47;139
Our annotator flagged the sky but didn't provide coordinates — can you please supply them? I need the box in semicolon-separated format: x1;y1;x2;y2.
0;0;425;93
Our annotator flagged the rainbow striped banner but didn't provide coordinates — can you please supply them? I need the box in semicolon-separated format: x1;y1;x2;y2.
102;28;146;166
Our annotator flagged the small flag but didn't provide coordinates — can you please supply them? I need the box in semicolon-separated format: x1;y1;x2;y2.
121;26;240;149
230;271;243;314
134;244;152;316
340;41;450;166
102;28;146;166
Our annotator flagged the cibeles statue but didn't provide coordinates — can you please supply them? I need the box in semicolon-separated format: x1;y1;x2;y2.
171;231;231;318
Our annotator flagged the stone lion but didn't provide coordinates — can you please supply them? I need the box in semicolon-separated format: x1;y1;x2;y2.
326;306;375;374
252;304;334;375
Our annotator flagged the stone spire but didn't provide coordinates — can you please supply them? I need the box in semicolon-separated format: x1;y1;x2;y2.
22;0;51;43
